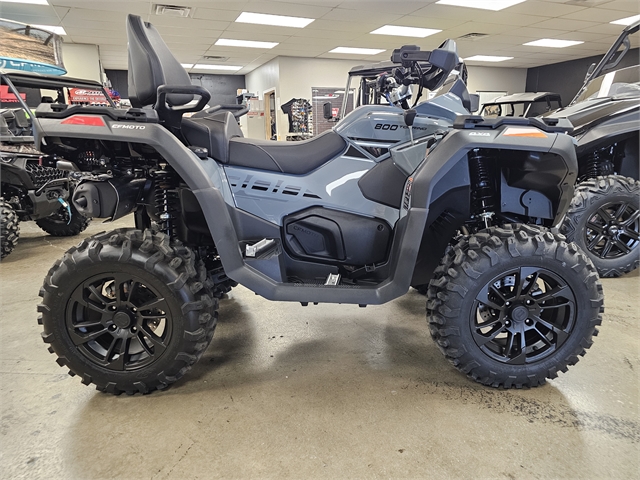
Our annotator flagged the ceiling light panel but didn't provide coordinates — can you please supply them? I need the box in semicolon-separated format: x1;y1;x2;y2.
30;24;66;35
436;0;526;11
464;55;513;62
370;25;441;37
0;0;48;4
215;38;278;49
236;12;314;28
329;47;386;55
610;14;640;26
192;64;242;71
524;39;584;48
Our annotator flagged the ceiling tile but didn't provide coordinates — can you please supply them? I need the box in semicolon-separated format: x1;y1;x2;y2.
529;17;601;31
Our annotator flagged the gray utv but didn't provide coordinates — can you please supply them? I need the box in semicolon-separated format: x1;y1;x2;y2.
37;15;603;395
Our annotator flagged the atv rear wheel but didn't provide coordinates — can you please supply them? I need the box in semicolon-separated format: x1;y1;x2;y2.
560;175;639;278
427;224;603;388
36;200;90;237
38;229;218;395
1;198;20;259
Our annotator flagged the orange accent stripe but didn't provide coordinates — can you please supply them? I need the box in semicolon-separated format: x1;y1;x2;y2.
503;131;548;138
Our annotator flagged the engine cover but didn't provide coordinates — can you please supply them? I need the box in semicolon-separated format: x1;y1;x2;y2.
283;207;392;266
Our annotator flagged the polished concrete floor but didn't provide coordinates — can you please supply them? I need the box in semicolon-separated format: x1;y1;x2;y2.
1;217;638;480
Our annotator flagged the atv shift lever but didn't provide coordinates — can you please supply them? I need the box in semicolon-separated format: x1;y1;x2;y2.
404;109;417;145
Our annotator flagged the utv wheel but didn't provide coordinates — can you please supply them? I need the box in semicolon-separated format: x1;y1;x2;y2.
36;200;90;237
1;198;20;259
560;176;639;278
38;229;218;395
427;224;604;388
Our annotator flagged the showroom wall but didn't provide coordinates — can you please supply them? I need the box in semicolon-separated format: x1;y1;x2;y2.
466;65;527;99
526;48;640;106
245;58;282;137
61;43;102;82
104;70;245;106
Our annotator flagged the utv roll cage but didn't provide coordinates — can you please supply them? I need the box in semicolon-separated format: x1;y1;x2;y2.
571;19;640;105
480;92;562;118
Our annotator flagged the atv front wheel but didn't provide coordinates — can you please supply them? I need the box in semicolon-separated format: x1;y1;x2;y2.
36;199;90;237
560;175;639;278
1;198;20;259
427;224;603;388
38;229;218;395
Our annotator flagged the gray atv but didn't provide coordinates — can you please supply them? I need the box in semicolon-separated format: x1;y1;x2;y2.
0;72;103;258
36;15;603;395
547;20;640;278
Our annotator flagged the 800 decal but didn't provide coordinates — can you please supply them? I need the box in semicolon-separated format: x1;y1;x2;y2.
374;123;399;130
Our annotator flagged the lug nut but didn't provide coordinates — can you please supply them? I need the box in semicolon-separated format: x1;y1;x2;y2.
525;319;533;326
505;320;511;327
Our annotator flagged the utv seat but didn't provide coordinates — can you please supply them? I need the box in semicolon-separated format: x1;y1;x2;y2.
182;110;347;175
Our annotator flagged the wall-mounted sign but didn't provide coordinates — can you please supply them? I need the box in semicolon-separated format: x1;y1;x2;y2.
0;18;66;75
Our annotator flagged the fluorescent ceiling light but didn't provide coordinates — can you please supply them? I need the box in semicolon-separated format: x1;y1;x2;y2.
0;0;49;4
181;63;194;69
436;0;526;11
31;24;66;35
465;55;513;62
330;47;385;55
370;25;441;38
610;14;640;26
193;64;242;71
524;39;583;48
215;38;278;49
236;12;314;28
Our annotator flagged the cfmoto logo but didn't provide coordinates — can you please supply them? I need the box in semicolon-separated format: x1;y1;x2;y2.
113;124;146;130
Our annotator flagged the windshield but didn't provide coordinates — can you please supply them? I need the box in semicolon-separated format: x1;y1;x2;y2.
573;65;640;104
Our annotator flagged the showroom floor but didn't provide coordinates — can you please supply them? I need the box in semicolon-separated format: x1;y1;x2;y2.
0;217;638;480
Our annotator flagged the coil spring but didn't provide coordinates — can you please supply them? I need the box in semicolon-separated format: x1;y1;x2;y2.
584;146;615;180
154;169;180;238
469;149;497;216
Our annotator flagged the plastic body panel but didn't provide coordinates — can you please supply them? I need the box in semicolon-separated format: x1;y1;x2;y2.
36;109;577;305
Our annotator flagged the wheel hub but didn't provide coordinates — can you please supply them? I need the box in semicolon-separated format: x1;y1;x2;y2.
113;311;134;329
606;224;620;236
510;305;529;323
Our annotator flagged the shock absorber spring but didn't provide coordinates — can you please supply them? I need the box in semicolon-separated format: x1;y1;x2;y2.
469;149;497;228
585;150;600;179
154;167;180;238
583;145;615;180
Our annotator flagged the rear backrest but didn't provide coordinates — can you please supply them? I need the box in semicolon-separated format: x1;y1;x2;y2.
126;14;193;108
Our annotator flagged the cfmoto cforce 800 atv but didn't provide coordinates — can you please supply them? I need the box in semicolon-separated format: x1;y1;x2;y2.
36;15;603;395
548;20;640;278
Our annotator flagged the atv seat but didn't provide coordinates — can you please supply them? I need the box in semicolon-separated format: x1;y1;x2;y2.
182;110;347;175
228;133;347;175
126;14;347;175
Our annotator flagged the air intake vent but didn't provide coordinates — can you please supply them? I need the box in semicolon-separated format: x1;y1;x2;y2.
458;33;489;40
154;4;192;17
203;55;229;62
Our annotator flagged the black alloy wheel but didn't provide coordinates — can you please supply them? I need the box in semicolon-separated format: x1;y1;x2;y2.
561;175;640;277
472;266;576;365
39;229;218;395
428;224;604;389
67;273;173;371
583;200;639;260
